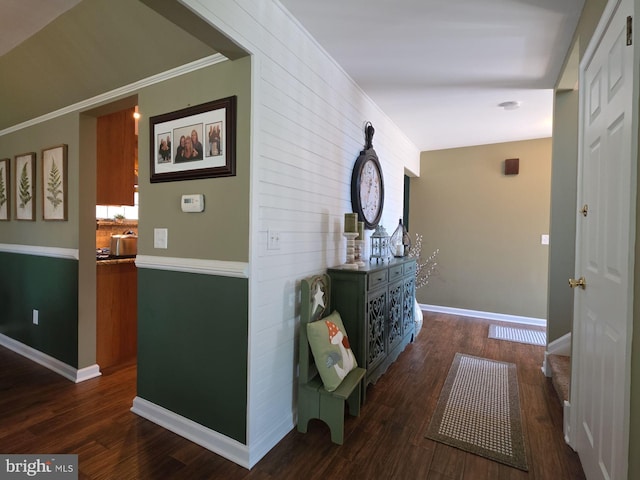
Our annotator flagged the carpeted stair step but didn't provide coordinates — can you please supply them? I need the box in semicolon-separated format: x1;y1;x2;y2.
548;354;570;405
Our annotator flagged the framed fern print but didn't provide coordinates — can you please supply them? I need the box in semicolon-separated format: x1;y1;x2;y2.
0;158;9;221
42;145;68;221
14;152;35;221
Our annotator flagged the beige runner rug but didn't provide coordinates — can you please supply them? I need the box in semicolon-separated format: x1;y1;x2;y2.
425;353;528;471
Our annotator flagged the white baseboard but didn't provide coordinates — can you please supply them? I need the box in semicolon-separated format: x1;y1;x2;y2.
563;400;572;447
131;396;250;469
0;334;101;383
547;332;571;355
76;364;102;383
541;332;571;377
419;304;546;327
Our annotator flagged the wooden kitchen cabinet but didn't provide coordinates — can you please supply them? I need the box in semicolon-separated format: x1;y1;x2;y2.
328;257;416;386
97;107;136;205
97;260;137;369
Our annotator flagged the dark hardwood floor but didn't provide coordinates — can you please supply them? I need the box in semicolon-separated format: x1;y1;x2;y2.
0;312;585;479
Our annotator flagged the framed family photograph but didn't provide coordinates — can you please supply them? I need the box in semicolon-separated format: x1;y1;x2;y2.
150;96;237;183
14;152;35;221
0;158;9;221
42;144;68;221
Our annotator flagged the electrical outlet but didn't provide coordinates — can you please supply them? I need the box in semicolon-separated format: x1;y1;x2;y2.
32;309;39;325
541;234;549;245
267;229;281;250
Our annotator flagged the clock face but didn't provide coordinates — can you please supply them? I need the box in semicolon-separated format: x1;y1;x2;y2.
360;159;382;223
351;150;384;229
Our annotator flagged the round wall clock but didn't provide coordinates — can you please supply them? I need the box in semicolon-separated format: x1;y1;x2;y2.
351;123;384;229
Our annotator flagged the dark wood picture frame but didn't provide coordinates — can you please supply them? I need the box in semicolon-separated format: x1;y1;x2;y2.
0;158;9;221
14;152;36;221
504;158;519;175
149;96;237;183
42;144;68;221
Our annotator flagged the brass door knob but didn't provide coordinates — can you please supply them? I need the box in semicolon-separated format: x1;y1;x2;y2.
569;276;586;289
581;204;589;217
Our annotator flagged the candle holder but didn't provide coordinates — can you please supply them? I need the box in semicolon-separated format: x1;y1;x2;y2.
354;239;366;267
342;232;359;269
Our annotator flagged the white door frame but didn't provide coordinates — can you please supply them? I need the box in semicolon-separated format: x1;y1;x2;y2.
569;1;638;479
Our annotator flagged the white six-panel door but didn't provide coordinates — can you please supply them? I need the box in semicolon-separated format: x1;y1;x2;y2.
571;1;636;479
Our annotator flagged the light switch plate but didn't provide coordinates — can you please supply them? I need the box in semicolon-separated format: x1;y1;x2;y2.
154;228;168;249
541;234;549;245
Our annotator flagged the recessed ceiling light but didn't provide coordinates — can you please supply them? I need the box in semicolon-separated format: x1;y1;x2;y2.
498;101;521;110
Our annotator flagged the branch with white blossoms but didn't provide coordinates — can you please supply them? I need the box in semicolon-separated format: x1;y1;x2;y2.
407;233;439;289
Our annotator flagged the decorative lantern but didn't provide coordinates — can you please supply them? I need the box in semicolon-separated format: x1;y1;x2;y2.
370;225;391;263
390;218;411;257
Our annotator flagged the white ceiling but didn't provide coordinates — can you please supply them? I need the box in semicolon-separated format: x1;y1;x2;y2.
1;0;583;152
279;0;584;151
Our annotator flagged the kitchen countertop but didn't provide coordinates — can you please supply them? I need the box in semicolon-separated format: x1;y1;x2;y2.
97;257;137;265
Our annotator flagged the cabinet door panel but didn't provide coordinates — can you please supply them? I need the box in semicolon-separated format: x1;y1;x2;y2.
97;107;136;206
388;280;403;351
367;288;386;369
403;275;415;335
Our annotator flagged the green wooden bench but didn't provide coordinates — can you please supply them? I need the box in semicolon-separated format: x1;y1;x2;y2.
298;274;366;444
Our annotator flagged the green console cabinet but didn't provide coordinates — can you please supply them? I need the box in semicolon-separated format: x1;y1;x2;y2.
328;257;416;386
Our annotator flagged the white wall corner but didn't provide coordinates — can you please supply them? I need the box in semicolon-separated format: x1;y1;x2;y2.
247;415;295;469
75;364;102;383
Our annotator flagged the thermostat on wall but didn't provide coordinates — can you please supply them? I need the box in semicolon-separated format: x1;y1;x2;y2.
181;194;205;212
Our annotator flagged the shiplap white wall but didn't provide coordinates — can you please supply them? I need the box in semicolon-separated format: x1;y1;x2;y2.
184;0;420;466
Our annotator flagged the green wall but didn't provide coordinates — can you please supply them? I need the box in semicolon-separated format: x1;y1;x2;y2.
137;268;248;443
0;56;250;372
0;252;78;367
411;138;552;319
134;55;251;443
0;111;82;368
1;0;250;455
